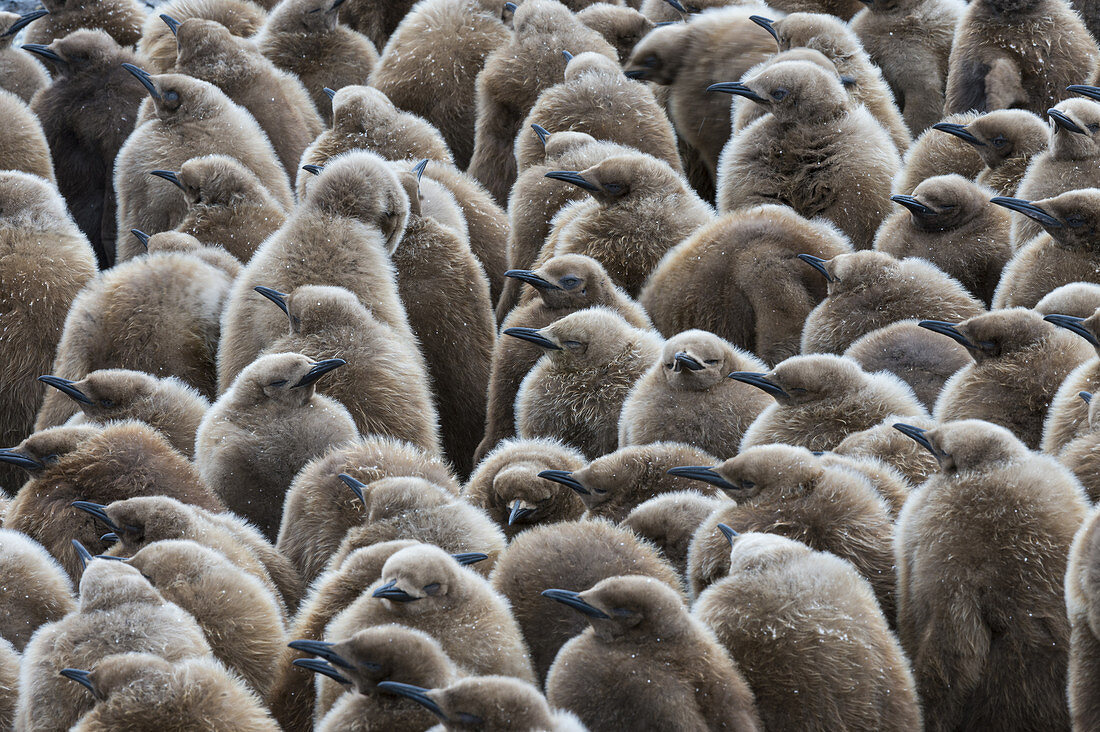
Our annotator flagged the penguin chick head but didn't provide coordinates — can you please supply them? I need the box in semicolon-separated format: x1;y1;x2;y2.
800;250;896;296
373;544;469;612
173;18;243;69
40;369;163;421
623;22;688;84
725;531;812;574
22;29;122;75
731;353;870;406
563;51;622;82
175;154;277;208
127;71;227;121
266;0;346;33
331;85;400;134
140;231;203;254
921;307;1063;364
767;12;861;59
894;419;1029;475
0;10;43;47
507;253;618;310
0;425;100;474
231;352;345;407
543;130;599;160
1045;304;1100;353
935;110;1048;169
0;170;70;228
511;0;576;39
716;59;848;124
660;330;743;391
386;676;557;731
548;153;686;205
675;443;821;500
1047;98;1100;159
994;188;1100;248
492;463;574;527
529;306;653;368
546;574;689;642
98;495;195;556
577;5;654;63
303;150;410;253
78;558;162;611
893;175;992;233
321;625;455;694
360;477;452;523
64;652;170;705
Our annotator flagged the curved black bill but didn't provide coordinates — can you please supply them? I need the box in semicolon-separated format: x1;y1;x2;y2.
502;327;562;350
292;658;351;685
538;469;588;495
372;579;419;602
376;681;447;719
38;375;93;405
931;122;984;146
1044;313;1100;347
990;196;1062;228
122;63;159;100
796;253;836;282
666;465;739;492
544;170;599;192
504;270;560;290
728;371;789;399
292;358;346;388
287;639;354;669
71;501;120;531
541;588;611;619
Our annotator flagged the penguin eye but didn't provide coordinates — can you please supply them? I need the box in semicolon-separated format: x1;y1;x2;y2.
456;713;484;726
163;90;179;104
269;380;288;388
1090;124;1100;133
1066;214;1087;227
665;362;674;370
99;399;115;408
611;607;633;616
560;276;581;289
740;480;756;490
643;55;659;68
423;583;441;595
562;340;584;351
704;359;720;365
603;183;626;196
992;136;1007;148
42;453;59;465
770;88;789;101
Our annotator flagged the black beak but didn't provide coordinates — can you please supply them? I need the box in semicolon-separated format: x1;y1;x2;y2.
1044;313;1100;347
301;164;323;176
1081;391;1093;405
538;469;588;495
21;43;63;64
38;375;93;405
159;14;181;35
72;539;94;570
989;196;1063;228
544;170;599;192
531;123;551;146
1068;84;1100;102
292;658;351;685
451;551;489;566
338;473;367;505
503;269;560;290
931;122;985;146
71;501;120;531
508;500;535;525
292;358;346;388
4;9;49;38
372;579;419;602
624;68;647;80
891;194;935;216
131;229;151;248
748;15;779;45
375;682;447;719
411;158;429;181
663;0;688;11
59;668;104;700
728;371;789;399
122;63;159;100
1049;108;1087;134
673;352;704;371
541;588;611;619
892;423;944;462
796;253;836;282
717;522;738;545
917;320;978;349
502;327;562;350
504;1;517;11
323;86;337;100
707;81;767;103
0;448;43;470
254;286;291;317
149;169;183;189
666;465;739;492
101;532;119;544
562;50;573;62
287;639;355;669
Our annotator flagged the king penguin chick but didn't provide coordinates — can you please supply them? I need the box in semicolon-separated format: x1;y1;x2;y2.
40;369;209;458
834;414;941;485
512;306;663;459
800;250;986;354
715;59;900;250
0;91;53;183
1043;307;1100;453
1066;505;1100;729
26;0;146;47
0;11;48;102
542;442;720;523
931;109;1050;195
992;189;1100;308
695;532;921;731
1036;282;1100;319
738;353;928;452
467;0;618;203
874;176;1012;306
113;69;292;244
544;574;762;730
0;172;97;492
219;150;415;391
1057;392;1100;501
577;3;654;62
894;111;985;195
0;423;100;497
894;419;1088;731
619;330;774;456
137;0;267;74
944;0;1099;116
195;352;358;540
641;204;852;365
15;557;212;732
464;438;587;540
926;308;1095;448
65;652;278;732
0;529;75;651
256;0;378;127
675;443;897;614
621;491;726;580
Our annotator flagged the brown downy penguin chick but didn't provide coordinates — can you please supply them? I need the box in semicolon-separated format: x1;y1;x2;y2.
1036;282;1100;318
324;545;536;690
715;60;901;250
993;189;1100;308
676;443;897;613
542;442;720;523
1066;505;1100;729
927;308;1095;449
25;30;146;268
850;0;962;135
619;330;772;456
2;421;224;580
1042;308;1100;453
257;0;378;127
36;245;232;427
738;353;928;452
480;254;651;462
0;529;75;651
468;0;618;203
0;636;15;729
512;307;663;459
730;46;851;133
490;518;682;681
195;352;358;539
513;52;680;175
391;166;494;478
755;12;912;153
620;490;725;579
538;152;712;296
219;151;415;390
64;652;278;732
0;172;97;492
15;557;212;732
137;0;267;74
168;17;324;175
123;539;286;696
800;250;986;354
1058;392;1100;501
464;437;587;540
277;435;460;583
577;3;654;62
834;413;941;486
162;154;287;262
875;175;1012;306
367;0;507;170
0;91;53;183
255;286;440;452
113;69;293;244
944;0;1099;116
0;11;49;102
931;109;1050;195
26;0;146;47
893;110;986;195
40;369;209;458
544;574;762;731
641;204;852;365
696;532;921;731
0;423;99;495
842;320;973;411
894;419;1088;731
